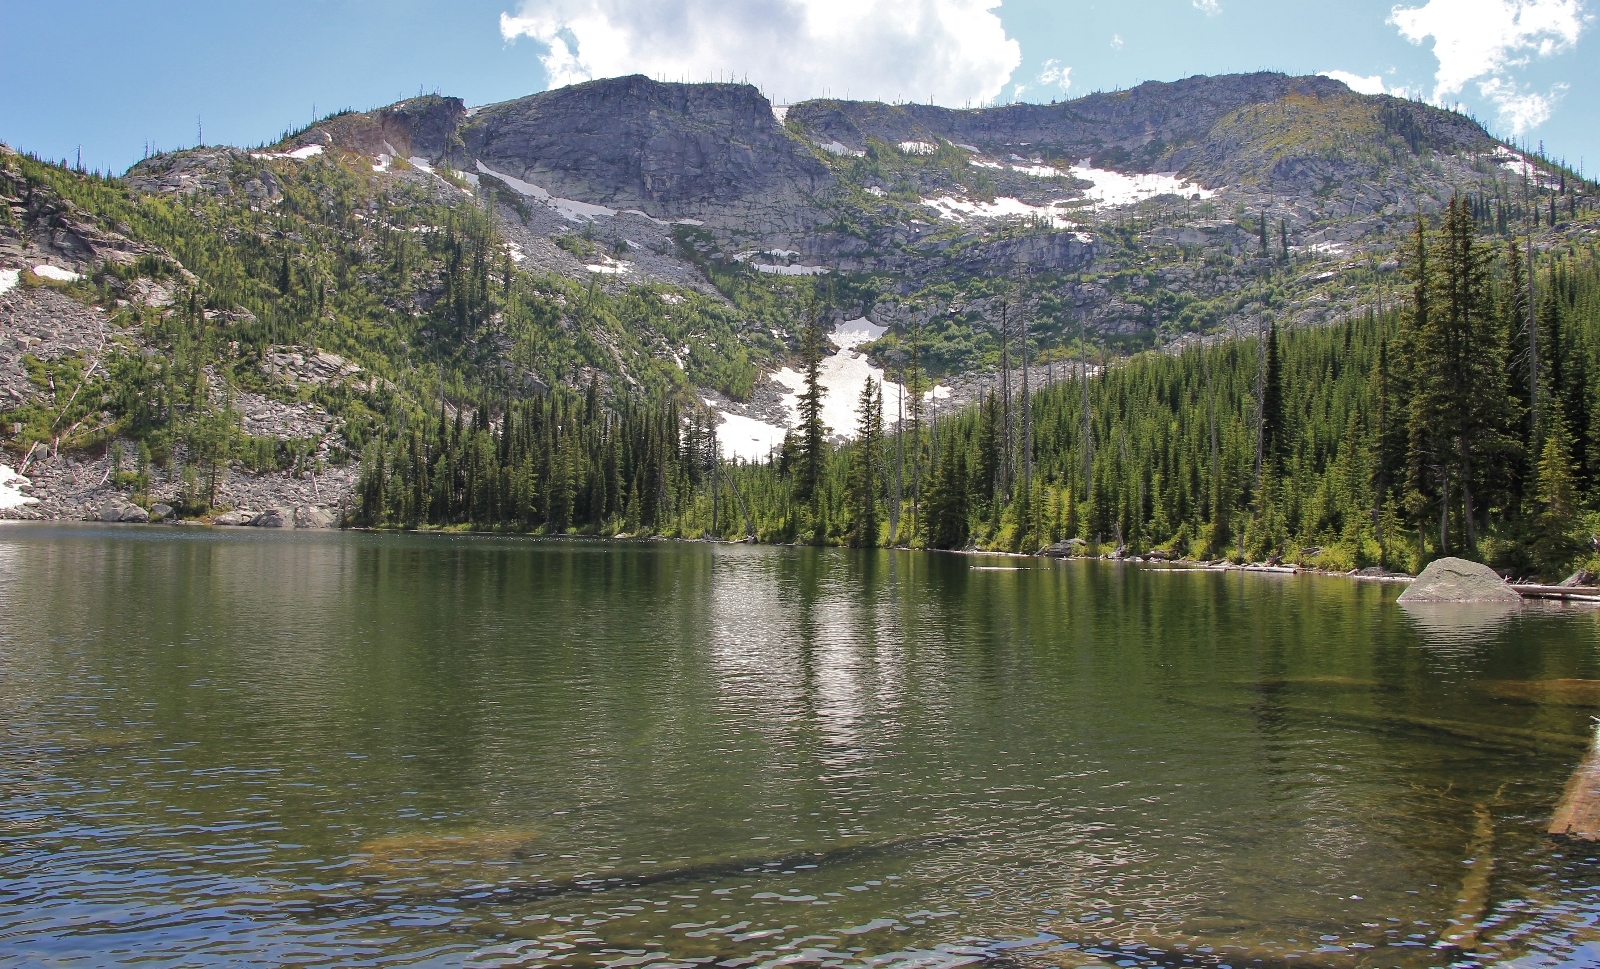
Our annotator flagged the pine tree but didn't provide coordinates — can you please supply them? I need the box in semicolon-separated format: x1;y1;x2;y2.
922;439;968;549
1404;196;1521;556
794;311;828;506
846;379;883;547
1533;416;1581;579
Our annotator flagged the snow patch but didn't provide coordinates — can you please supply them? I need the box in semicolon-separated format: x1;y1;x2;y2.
0;268;17;295
677;218;705;226
0;465;38;510
831;317;887;349
770;318;930;440
373;154;392;173
1069;163;1213;206
818;141;865;158
476;161;618;221
1492;145;1557;187
956;144;980;153
1292;241;1348;257
253;144;324;161
772;104;790;123
505;241;525;263
866;186;886;197
31;265;80;282
707;405;789;462
658;292;684;305
751;263;829;275
922;195;1077;228
585;255;632;275
407;156;435;174
899;141;937;155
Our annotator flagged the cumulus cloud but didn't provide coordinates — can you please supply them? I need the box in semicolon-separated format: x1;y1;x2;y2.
1320;70;1388;94
499;0;1021;107
1110;33;1124;49
1015;58;1071;102
1038;59;1071;91
1388;0;1586;133
1192;0;1221;14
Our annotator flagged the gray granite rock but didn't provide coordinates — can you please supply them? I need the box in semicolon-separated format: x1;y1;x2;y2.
252;506;291;528
212;509;257;526
1397;557;1521;604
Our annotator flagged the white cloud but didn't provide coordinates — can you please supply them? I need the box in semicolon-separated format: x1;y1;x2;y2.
1320;69;1388;94
1388;0;1585;132
499;0;1021;107
1038;58;1071;91
1193;0;1221;14
1110;32;1124;49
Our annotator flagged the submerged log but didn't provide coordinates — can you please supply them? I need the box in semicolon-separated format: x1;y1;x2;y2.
1442;803;1495;949
1550;723;1600;839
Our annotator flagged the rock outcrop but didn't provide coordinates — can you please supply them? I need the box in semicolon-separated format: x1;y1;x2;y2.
1396;557;1521;604
457;75;836;230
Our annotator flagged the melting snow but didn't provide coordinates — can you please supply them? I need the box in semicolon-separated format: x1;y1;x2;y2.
772;104;791;123
408;156;435;174
899;141;937;155
477;161;618;221
923;195;1077;228
1492;145;1557;187
1068;163;1212;205
505;241;525;263
0;268;17;295
254;144;325;161
585;255;632;275
771;318;927;438
0;465;37;510
707;405;789;462
818;141;865;158
31;265;80;282
373;154;392;173
751;264;829;275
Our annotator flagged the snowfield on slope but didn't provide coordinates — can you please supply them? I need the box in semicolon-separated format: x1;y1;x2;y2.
0;466;38;510
709;318;948;462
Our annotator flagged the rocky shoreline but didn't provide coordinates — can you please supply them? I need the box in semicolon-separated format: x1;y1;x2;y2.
0;446;355;528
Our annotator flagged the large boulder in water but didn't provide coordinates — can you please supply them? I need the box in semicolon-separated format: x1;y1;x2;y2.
1397;557;1521;603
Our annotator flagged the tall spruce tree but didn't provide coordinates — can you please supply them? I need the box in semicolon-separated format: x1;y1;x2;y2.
846;378;884;548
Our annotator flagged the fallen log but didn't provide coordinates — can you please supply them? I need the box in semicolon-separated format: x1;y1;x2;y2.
1550;722;1600;839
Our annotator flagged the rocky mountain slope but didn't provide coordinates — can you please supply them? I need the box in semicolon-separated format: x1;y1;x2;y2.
2;72;1595;521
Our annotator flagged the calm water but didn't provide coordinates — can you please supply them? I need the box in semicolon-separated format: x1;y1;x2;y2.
3;525;1600;969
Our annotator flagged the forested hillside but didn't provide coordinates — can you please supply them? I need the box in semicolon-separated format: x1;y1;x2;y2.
351;195;1600;580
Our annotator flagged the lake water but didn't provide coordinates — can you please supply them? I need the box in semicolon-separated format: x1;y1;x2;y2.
3;525;1599;969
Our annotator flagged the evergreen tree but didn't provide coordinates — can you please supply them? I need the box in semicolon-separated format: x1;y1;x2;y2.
845;379;883;547
922;439;968;549
794;311;828;506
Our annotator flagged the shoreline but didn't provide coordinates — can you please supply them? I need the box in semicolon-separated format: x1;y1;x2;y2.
0;515;1417;585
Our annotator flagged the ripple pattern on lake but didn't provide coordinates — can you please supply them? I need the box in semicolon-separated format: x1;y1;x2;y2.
3;526;1600;967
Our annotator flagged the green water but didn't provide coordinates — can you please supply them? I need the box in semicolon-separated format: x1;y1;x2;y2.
3;525;1600;969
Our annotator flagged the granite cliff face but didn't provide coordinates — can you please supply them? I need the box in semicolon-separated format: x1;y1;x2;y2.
457;76;835;232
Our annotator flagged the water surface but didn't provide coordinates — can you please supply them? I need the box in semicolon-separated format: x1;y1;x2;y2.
2;525;1599;968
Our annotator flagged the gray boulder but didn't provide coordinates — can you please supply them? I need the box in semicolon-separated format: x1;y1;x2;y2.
212;509;257;526
293;505;335;528
252;506;292;528
148;503;173;522
93;499;148;523
1038;538;1087;558
1397;556;1521;603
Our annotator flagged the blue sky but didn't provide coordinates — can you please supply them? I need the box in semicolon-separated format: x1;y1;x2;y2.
3;0;1594;176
